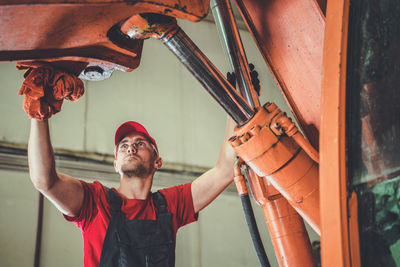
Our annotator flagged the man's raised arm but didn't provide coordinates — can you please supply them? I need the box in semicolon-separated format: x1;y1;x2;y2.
28;119;84;217
191;116;237;213
18;64;86;217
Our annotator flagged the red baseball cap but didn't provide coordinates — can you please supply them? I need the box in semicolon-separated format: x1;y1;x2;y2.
114;121;158;152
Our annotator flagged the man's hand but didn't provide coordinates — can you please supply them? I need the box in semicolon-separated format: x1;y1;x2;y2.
18;64;84;120
191;116;237;213
191;64;261;213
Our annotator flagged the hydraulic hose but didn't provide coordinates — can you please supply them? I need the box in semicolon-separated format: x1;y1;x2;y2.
240;195;270;267
234;161;270;267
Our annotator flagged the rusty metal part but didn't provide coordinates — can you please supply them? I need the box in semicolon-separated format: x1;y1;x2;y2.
233;0;325;148
0;0;210;72
0;4;144;71
230;103;320;234
0;1;209;22
319;0;352;265
210;0;260;109
121;13;179;40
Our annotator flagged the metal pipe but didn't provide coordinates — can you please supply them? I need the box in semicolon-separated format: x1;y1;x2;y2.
161;28;255;124
116;13;255;124
210;0;260;109
34;193;44;267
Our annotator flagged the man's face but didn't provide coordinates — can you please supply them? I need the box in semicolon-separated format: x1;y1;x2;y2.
114;133;161;178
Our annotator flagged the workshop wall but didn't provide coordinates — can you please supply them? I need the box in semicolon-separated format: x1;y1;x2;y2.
0;19;317;267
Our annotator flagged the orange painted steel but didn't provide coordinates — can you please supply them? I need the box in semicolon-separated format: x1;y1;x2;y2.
233;0;325;149
320;0;352;266
244;166;267;206
272;109;319;164
229;102;320;235
233;160;248;196
0;0;209;70
348;192;361;266
245;168;316;267
120;14;179;40
0;0;209;22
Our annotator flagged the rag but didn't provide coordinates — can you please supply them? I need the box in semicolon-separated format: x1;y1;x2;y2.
17;63;84;120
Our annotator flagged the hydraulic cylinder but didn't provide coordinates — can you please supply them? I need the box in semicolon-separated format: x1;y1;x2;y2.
244;167;316;267
229;103;320;234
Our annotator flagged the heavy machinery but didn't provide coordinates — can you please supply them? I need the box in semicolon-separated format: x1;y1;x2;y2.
1;0;399;266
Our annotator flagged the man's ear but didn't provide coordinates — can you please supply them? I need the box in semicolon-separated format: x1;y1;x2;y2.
114;160;118;173
154;157;163;169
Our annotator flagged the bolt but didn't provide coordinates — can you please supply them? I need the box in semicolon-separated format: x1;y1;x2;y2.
265;102;277;113
239;132;250;143
250;125;261;136
83;66;104;80
229;136;242;147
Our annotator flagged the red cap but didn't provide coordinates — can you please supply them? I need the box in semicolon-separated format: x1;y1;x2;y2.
114;121;158;152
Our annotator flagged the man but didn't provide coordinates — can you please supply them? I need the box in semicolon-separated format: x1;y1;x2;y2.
28;114;236;267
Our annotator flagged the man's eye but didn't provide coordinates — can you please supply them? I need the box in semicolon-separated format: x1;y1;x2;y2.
137;141;145;147
120;144;128;149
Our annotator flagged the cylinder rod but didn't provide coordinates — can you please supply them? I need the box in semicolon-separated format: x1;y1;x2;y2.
161;28;255;124
117;13;254;124
211;0;260;108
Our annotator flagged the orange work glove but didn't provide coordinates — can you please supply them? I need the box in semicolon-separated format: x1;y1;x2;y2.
17;63;84;120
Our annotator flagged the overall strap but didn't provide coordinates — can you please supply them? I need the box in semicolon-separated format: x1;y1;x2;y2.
99;187;124;267
106;187;123;213
152;191;168;215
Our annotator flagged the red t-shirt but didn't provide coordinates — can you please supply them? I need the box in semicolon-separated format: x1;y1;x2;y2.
64;180;198;267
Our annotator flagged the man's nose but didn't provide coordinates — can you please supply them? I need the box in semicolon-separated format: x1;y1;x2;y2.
127;144;137;153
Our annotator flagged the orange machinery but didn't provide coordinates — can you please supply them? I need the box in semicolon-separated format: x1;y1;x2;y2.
2;0;400;266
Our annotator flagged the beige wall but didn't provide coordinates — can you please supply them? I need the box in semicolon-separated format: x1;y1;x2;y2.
0;18;318;267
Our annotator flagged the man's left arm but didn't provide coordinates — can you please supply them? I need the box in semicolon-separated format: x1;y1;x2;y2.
191;116;236;213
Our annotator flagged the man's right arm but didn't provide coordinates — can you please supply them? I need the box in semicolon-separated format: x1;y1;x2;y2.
29;119;84;217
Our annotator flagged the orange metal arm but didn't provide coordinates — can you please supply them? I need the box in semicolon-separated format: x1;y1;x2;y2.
234;0;325;148
0;0;210;78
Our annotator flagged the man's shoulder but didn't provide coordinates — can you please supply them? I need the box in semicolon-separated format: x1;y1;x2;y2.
157;182;193;207
157;183;198;227
158;182;192;196
80;180;108;198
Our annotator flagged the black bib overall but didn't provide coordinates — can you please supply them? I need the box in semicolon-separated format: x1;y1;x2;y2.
99;189;175;267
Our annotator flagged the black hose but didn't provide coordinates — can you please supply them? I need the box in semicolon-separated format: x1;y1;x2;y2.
240;194;271;267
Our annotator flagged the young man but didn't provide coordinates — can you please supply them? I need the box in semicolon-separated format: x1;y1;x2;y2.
28;117;236;267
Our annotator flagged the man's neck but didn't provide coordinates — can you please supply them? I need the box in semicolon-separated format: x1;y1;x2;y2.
117;174;153;199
